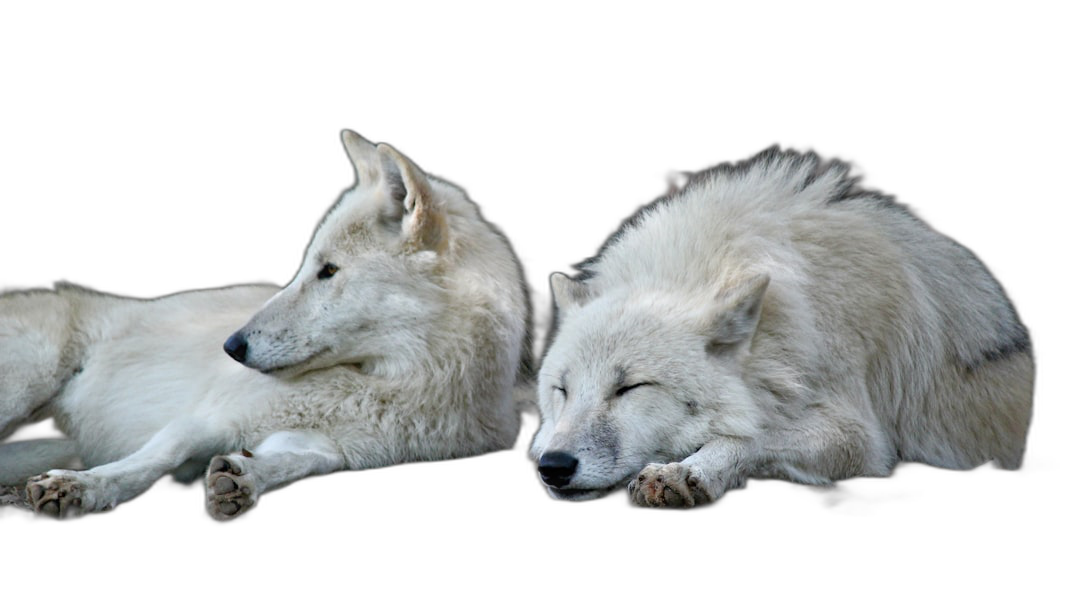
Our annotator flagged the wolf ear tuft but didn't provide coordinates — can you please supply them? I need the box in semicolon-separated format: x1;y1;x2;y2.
376;144;447;252
341;130;381;184
707;273;769;354
550;272;592;311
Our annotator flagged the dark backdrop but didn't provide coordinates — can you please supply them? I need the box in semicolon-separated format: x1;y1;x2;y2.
0;39;1062;570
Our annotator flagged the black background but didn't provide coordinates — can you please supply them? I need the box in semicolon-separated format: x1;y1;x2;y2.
0;26;1062;574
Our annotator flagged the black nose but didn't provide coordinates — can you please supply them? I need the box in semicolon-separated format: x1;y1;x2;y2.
538;451;579;488
223;333;248;363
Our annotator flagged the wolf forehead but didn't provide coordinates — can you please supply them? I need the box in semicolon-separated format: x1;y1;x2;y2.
561;287;718;323
542;299;711;380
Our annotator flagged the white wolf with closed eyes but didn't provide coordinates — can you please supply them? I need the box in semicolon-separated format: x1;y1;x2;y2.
0;131;532;518
531;147;1033;507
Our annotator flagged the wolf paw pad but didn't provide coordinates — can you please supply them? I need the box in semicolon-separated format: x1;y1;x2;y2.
629;463;712;508
206;455;257;520
26;471;91;517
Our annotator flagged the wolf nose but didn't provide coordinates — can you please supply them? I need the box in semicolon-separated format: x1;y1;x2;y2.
223;333;248;363
538;451;579;487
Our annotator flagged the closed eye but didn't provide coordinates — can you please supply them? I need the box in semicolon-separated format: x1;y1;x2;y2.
615;382;653;397
553;386;567;398
317;263;339;280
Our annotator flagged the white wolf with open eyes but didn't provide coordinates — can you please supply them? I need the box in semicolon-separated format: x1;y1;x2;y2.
0;131;532;519
531;147;1033;507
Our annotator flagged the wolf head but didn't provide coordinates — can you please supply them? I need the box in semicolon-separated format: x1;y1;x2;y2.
224;131;454;377
530;272;769;500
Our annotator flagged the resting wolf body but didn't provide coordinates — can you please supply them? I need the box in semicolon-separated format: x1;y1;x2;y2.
0;131;532;518
531;147;1033;507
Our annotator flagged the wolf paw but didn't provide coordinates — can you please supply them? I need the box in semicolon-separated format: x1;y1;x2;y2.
206;454;257;520
25;471;100;517
629;463;713;508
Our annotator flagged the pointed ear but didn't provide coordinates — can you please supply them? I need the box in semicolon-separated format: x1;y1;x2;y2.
708;273;769;354
376;143;447;252
550;272;592;312
341;130;381;185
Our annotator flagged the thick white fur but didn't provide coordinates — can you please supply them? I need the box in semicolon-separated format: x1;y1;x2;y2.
531;148;1034;507
0;131;532;519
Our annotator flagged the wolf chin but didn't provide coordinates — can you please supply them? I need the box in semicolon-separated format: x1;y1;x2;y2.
0;131;532;519
530;147;1033;507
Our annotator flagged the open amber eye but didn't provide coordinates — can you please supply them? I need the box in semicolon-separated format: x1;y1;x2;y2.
317;263;339;280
